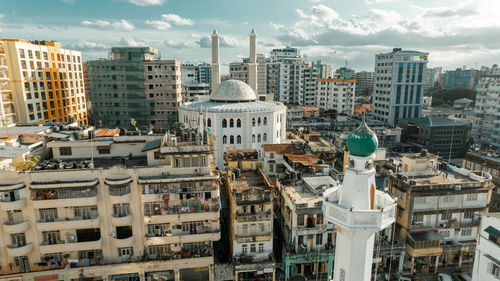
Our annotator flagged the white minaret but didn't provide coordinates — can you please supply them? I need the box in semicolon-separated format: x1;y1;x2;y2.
323;121;396;281
248;28;258;92
211;29;221;89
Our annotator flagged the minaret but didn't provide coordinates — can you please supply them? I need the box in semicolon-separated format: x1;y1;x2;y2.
211;29;221;89
323;120;396;281
248;28;258;92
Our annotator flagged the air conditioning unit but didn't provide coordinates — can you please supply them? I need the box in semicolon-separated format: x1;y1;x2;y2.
455;185;461;190
109;231;116;238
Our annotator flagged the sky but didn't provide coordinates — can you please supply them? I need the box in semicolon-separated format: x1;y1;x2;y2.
1;0;499;73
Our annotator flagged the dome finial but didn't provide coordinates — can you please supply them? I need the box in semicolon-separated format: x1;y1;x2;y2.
346;118;378;157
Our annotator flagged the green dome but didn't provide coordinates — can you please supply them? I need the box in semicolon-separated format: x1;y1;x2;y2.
346;121;378;157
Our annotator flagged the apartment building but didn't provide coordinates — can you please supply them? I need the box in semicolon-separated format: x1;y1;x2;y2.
88;47;182;131
463;152;500;212
2;39;87;125
227;169;275;281
472;64;500;153
229;54;267;96
424;67;441;91
388;152;494;274
372;48;428;125
443;68;481;89
316;78;356;114
0;130;220;281
276;176;335;279
0;33;15;125
335;67;355;79
472;213;500;281
355;71;374;96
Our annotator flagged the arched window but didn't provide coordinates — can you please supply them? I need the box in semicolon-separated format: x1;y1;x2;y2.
207;118;211;127
237;119;241;127
230;119;234;128
258;117;261;126
230;135;234;144
223;135;227;144
237;135;241;144
257;134;261;142
252;118;255;127
263;117;267;125
222;119;227;128
252;134;255;143
263;133;267;141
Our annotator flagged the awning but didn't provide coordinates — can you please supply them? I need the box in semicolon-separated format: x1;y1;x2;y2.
485;226;500;238
0;183;25;192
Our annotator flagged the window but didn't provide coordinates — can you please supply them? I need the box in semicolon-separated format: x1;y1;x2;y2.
413;214;424;224
242;244;248;254
270;153;275;159
229;119;234;128
223;135;227;144
258;117;261;126
269;164;274;172
464;211;474;219
466;193;478;201
174;158;181;168
441;213;452;221
242;224;247;232
207;118;211;127
257;134;261;142
259;223;264;232
461;228;472;236
98;147;110;154
59;147;72;156
252;134;255;143
118;247;134;256
415;197;426;204
230;135;234;144
441;230;450;238
316;234;322;245
443;195;454;203
237;119;241;127
263;133;267;142
237;135;241;144
263;117;267;125
222;119;227;128
258;243;264;253
488;263;500;279
252;118;255;127
297;214;304;226
250;244;256;253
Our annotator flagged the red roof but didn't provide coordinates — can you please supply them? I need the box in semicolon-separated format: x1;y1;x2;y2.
95;129;120;137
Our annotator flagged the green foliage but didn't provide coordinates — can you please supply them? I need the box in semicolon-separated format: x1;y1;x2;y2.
15;154;39;171
427;88;476;107
256;161;265;171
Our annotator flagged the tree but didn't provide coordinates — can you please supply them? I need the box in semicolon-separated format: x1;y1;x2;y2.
130;118;140;135
15;155;39;171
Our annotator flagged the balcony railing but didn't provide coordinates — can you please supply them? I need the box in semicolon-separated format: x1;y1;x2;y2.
144;198;219;216
32;187;97;200
236;212;272;222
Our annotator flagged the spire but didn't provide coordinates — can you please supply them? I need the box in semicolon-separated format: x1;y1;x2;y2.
248;28;258;92
211;29;221;89
250;28;255;35
212;29;218;35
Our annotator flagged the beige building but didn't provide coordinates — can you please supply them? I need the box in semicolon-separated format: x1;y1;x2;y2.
0;32;16;125
2;39;87;125
0;130;220;281
229;54;267;96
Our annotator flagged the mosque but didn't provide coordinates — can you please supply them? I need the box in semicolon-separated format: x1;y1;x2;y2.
178;29;287;168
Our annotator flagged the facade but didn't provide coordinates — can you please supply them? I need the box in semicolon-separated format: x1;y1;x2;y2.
198;63;211;85
372;48;429;125
2;39;87;125
335;67;355;79
0;32;16;125
472;213;500;281
227;169;275;280
229;54;266;96
180;64;198;85
316;78;356;114
388;152;494;273
423;67;441;91
472;64;500;153
354;71;374;96
185;83;210;102
398;116;471;159
443;68;480;89
87;47;182;130
354;104;371;115
0;130;220;281
277;177;335;279
323;121;396;281
463;152;500;212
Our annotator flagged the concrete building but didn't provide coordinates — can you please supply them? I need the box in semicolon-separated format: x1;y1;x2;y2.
287;106;320;121
335;67;355;79
229;54;267;96
197;63;211;85
277;176;335;279
463;152;500;212
398;116;472;159
2;39;87;125
355;71;374;96
316;78;356;114
185;83;210;102
388;152;494;273
323;121;396;281
180;64;198;85
423;67;441;91
472;64;500;153
472;212;500;281
0;32;16;125
227;169;275;280
0;129;221;281
444;68;481;89
87;47;182;131
372;48;429;125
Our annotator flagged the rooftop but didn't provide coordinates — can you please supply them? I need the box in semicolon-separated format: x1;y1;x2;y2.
95;128;120;137
262;143;303;154
283;181;323;208
0;145;30;159
401;116;469;127
395;164;491;185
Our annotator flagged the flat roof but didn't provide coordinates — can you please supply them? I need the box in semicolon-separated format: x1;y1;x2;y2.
0;146;30;159
233;171;266;192
95;128;120;137
262;143;302;154
401;117;469;127
283;181;323;207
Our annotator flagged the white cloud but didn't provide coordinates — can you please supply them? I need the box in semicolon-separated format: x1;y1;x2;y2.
0;14;4;19
270;22;285;31
164;40;193;48
365;0;395;4
161;14;194;26
66;41;108;51
61;0;76;3
311;4;339;24
197;35;241;48
82;19;134;31
125;0;165;6
145;20;171;30
119;38;148;47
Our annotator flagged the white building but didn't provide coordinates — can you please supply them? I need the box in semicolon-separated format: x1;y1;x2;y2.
179;30;287;168
472;212;500;281
472;64;500;153
372;48;429;125
316;78;356;114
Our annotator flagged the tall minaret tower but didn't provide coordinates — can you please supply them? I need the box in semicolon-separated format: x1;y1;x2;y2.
248;28;258;92
323;120;396;281
211;29;221;89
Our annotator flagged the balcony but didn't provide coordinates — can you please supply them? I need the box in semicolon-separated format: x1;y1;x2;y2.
236;211;272;222
0;198;26;211
406;230;443;257
112;235;134;248
145;231;221;246
109;186;131;204
32;188;98;209
111;214;133;226
143;199;220;224
39;239;102;254
37;215;100;231
7;243;33;256
3;219;30;234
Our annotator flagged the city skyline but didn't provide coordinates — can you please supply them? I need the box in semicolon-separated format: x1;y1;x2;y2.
1;0;499;72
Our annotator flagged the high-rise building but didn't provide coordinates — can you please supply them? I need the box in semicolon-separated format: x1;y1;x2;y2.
335;66;355;79
316;78;356;114
444;67;481;89
180;64;198;85
472;64;500;153
0;32;15;126
423;67;441;91
198;63;211;84
354;71;374;96
229;54;267;96
88;47;182;131
82;62;92;123
2;39;87;125
372;48;429;125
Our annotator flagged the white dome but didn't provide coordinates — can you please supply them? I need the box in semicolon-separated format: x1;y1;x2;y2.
210;80;257;102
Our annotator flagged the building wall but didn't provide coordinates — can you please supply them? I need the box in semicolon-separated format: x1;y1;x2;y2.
316;78;356;114
472;213;500;281
0;34;16;125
